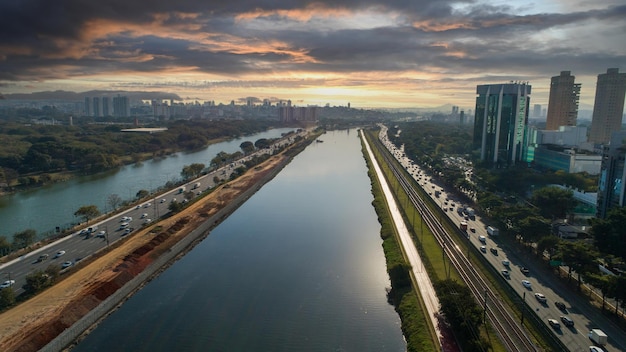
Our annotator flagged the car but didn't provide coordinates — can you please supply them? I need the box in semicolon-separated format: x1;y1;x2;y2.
144;202;151;208
560;315;574;327
548;318;561;329
522;280;532;289
136;205;141;209
502;260;510;267
520;267;530;275
0;280;15;289
96;231;106;238
490;248;498;255
480;246;487;253
143;218;152;224
118;222;129;230
470;227;476;233
121;216;133;222
54;250;66;258
141;213;148;218
36;253;49;262
61;261;73;269
590;347;603;352
478;235;486;243
555;301;567;311
79;229;89;235
535;293;547;303
160;198;166;203
501;270;510;279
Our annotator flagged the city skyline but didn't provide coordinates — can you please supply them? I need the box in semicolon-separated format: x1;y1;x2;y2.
1;1;625;109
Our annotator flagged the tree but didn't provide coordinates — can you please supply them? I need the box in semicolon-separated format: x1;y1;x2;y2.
168;200;183;213
107;193;122;211
136;189;149;199
23;269;53;294
517;216;551;244
0;235;11;255
74;205;100;224
240;141;255;154
590;207;626;258
181;163;205;179
0;287;16;309
536;236;560;259
254;138;270;149
530;186;576;220
12;229;37;249
556;241;598;289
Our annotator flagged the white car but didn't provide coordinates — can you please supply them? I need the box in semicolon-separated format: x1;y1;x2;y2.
140;213;148;218
160;198;166;203
96;230;106;238
54;250;66;258
121;216;133;222
144;202;151;208
143;219;152;224
522;280;532;289
0;280;15;289
535;293;547;303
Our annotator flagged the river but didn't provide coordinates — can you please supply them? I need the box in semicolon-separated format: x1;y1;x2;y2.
0;128;295;238
72;129;406;351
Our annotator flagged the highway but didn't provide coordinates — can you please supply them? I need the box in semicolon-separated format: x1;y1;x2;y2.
0;131;304;297
377;124;625;352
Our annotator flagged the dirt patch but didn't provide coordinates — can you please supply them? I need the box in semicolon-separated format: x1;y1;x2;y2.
0;153;289;352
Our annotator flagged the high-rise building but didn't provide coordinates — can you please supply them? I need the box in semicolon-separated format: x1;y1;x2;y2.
597;131;626;218
589;68;626;144
546;71;581;130
92;97;100;117
112;94;130;117
533;104;542;118
102;97;110;116
84;97;91;116
473;83;531;166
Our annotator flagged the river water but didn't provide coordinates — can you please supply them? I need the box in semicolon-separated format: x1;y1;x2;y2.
72;129;406;352
0;128;295;238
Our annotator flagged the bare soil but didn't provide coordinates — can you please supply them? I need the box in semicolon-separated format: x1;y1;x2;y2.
0;154;287;352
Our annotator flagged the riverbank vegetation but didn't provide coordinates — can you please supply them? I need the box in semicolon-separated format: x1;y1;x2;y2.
0;119;278;191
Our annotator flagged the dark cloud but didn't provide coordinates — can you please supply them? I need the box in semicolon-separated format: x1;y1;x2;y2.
0;0;624;100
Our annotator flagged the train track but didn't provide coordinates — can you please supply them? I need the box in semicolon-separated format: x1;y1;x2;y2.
372;134;538;352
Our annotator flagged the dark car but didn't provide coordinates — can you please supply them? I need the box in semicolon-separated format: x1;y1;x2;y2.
490;248;498;255
555;301;567;311
520;267;530;275
560;315;574;327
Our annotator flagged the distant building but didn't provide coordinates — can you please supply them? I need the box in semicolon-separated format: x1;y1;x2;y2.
92;97;100;117
102;96;110;116
546;71;580;130
589;68;626;144
533;104;542;118
84;97;91;116
112;94;130;117
473;83;531;166
278;106;318;123
597;131;626;218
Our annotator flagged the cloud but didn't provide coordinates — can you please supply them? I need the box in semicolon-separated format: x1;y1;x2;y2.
0;1;624;107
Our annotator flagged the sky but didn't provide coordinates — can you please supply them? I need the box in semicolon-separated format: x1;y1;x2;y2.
0;0;625;110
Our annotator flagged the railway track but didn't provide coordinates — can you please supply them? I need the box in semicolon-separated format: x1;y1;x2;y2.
372;134;538;352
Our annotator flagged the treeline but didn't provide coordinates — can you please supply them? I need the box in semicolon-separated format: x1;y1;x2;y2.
0;119;276;188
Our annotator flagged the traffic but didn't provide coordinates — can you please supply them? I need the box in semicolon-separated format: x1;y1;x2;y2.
378;124;623;352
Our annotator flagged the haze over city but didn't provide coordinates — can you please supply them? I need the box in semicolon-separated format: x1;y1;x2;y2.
1;0;624;109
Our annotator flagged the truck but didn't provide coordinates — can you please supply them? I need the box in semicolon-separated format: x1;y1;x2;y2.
178;186;186;194
487;226;500;236
465;207;475;219
192;182;201;190
588;329;607;345
460;221;468;232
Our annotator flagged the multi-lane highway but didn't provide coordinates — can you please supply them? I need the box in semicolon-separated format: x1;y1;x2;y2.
377;124;625;352
0;131;304;297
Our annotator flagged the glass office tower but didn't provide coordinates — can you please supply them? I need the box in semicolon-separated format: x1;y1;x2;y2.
473;83;531;167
